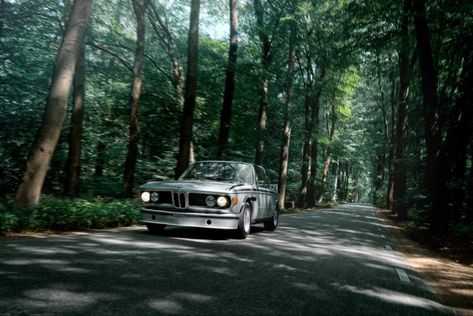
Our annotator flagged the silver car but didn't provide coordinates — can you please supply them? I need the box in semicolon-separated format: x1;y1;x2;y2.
140;161;279;238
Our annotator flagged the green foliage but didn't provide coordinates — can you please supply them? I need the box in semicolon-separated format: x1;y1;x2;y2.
0;196;140;234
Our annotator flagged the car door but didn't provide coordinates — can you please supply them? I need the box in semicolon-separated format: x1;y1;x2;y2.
255;166;272;219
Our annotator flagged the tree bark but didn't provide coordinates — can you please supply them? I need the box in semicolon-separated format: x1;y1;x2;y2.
386;64;397;210
331;161;339;202
318;103;336;203
123;0;148;197
466;143;473;224
63;39;85;196
175;0;200;178
443;47;473;218
393;0;410;220
14;0;92;207
277;15;296;210
306;87;323;208
413;0;446;231
217;0;239;159
298;85;312;208
253;0;271;165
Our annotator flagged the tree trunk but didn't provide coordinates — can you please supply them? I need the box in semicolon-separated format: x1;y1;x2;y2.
413;0;446;231
253;0;271;165
298;89;312;208
344;163;350;202
123;0;148;197
386;67;397;210
63;40;85;196
277;15;296;210
175;0;200;178
393;0;410;220
306;89;323;208
318;102;337;202
466;144;473;224
14;0;92;207
217;0;238;159
352;171;359;202
443;48;473;219
331;161;339;202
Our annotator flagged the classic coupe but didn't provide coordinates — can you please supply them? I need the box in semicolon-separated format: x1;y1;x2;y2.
140;161;279;238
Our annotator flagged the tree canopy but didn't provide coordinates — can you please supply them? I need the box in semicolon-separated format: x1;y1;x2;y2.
1;0;472;233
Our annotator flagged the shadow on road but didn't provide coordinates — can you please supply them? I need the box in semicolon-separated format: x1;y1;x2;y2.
0;204;453;315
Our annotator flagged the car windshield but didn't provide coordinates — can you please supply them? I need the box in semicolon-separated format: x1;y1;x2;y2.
180;162;254;184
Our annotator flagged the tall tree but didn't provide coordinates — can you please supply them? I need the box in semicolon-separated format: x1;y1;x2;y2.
298;52;314;208
175;0;200;178
277;7;296;209
123;0;149;197
14;0;92;207
393;0;410;219
306;83;323;208
217;0;239;158
253;0;271;165
147;2;184;105
413;0;445;230
63;40;86;195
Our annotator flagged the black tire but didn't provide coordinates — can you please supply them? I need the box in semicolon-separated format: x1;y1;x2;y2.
235;203;251;239
264;205;279;231
146;223;166;234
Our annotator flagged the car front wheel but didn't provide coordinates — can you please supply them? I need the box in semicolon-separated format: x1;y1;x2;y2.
264;205;279;231
235;203;251;239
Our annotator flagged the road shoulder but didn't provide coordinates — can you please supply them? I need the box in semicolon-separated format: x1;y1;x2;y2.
378;209;473;316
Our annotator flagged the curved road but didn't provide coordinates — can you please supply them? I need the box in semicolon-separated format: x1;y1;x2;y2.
0;204;453;315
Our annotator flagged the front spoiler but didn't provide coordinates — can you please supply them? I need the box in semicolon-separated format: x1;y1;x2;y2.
141;208;240;230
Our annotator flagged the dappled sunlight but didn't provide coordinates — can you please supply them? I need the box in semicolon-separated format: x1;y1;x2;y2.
338;284;448;311
0;204;452;315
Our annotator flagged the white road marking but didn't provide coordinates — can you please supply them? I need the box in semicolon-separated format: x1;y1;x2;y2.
396;268;411;284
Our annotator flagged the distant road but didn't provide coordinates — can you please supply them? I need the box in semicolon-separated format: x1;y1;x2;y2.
0;204;453;315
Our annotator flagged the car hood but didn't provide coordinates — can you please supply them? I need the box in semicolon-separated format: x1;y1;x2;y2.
140;180;249;193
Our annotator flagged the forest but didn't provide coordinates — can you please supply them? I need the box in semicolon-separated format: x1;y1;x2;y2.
0;0;472;236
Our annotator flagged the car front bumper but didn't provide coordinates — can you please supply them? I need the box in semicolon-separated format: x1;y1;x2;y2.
141;208;240;230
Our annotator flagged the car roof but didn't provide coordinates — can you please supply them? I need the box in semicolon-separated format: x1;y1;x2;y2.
191;160;255;167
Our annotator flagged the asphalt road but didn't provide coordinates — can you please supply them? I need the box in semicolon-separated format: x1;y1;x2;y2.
0;204;453;315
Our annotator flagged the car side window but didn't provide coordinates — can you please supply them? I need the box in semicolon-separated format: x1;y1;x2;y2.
255;166;270;189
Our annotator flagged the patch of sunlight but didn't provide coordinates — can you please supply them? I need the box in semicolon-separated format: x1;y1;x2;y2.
338;284;447;311
291;282;322;291
148;299;183;314
0;270;18;275
15;246;78;255
21;289;95;308
273;263;297;271
173;292;213;302
87;235;196;252
4;259;69;266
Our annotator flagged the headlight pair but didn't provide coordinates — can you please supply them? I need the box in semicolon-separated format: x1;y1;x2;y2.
205;195;229;208
141;191;159;203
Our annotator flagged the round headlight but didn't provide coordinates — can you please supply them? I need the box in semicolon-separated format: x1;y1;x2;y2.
150;192;159;202
205;195;216;207
217;196;229;208
141;191;150;202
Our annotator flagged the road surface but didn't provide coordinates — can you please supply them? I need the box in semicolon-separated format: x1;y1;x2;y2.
0;204;453;315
